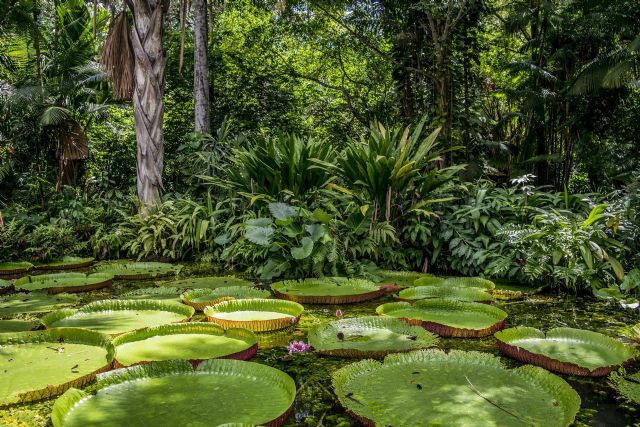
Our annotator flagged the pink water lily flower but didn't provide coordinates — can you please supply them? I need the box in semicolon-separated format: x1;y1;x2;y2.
286;340;311;354
335;309;343;318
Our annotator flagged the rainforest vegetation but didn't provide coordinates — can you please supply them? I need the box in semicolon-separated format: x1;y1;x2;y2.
1;0;640;426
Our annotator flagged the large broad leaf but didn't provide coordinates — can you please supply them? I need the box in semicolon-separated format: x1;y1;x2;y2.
379;270;433;288
52;359;296;427
305;224;326;241
245;226;275;246
290;237;314;260
376;299;507;337
0;261;34;276
308;316;438;358
112;323;258;367
96;261;182;280
0;278;12;294
395;286;493;303
271;277;387;304
159;276;255;289
268;202;298;221
0;328;114;405
120;287;182;302
495;326;637;376
41;299;195;336
14;272;113;294
204;298;303;332
332;349;580;427
181;286;271;311
414;276;496;290
34;256;95;271
0;319;39;333
610;370;640;405
0;293;80;316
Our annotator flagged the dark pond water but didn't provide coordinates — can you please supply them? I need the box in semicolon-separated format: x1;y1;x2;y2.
1;264;639;426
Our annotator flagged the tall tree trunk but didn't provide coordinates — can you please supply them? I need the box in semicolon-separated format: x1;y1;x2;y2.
194;0;210;133
128;0;169;207
178;0;187;74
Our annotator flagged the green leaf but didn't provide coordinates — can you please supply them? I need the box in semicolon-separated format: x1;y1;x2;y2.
579;245;593;269
268;203;297;221
608;256;625;281
306;224;325;241
311;208;332;224
291;237;314;260
245;226;274;246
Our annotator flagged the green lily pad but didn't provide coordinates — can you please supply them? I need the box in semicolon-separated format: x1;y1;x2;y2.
0;293;80;317
376;299;507;337
0;319;39;333
159;276;255;289
0;328;114;406
96;261;182;280
494;326;638;376
112;323;258;367
204;299;303;332
52;359;296;427
14;273;113;294
120;287;182;302
34;257;95;271
0;262;34;277
414;276;496;290
395;285;493;303
379;270;432;288
308;316;438;358
41;299;195;336
610;370;640;405
332;349;580;427
271;277;388;304
181;287;271;311
0;279;12;295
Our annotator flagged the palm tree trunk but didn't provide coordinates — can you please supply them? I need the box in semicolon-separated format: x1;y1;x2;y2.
194;0;210;133
128;0;169;207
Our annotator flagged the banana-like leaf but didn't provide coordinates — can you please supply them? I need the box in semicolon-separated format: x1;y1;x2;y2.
308;316;438;358
41;299;195;336
96;261;183;280
181;286;271;311
159;276;255;289
14;272;113;294
332;349;580;427
376;299;507;337
204;298;303;332
112;323;258;367
34;256;95;271
272;277;387;304
414;276;496;290
495;327;637;376
395;286;493;303
52;359;296;427
0;328;114;406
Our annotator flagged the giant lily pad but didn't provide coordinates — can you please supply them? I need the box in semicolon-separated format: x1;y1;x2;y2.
120;287;182;302
378;270;432;288
35;256;95;271
395;285;493;303
494;326;637;376
414;276;496;290
96;261;182;280
271;278;392;304
181;287;271;311
0;293;80;316
0;319;39;333
376;300;507;337
159;276;255;289
41;299;195;336
332;349;580;427
112;323;258;367
308;316;438;358
52;359;296;427
14;272;113;294
0;279;12;295
0;262;34;277
0;328;114;406
610;370;640;405
204;299;303;332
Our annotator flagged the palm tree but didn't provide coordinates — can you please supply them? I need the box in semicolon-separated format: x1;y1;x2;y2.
101;0;170;209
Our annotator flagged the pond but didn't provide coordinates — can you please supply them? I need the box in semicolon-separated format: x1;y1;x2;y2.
1;265;639;426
